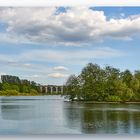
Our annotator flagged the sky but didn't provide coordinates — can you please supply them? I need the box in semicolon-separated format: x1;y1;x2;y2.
0;7;140;85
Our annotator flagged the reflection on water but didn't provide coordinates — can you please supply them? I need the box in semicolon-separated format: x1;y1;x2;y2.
64;103;140;134
1;104;34;120
0;96;140;134
1;97;45;120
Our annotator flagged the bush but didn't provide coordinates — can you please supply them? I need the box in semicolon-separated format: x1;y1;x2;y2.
0;90;19;96
105;95;121;102
30;89;38;94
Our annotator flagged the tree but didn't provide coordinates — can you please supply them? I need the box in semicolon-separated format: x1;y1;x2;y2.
114;80;134;102
134;70;140;81
11;85;20;92
130;78;140;101
2;83;12;90
22;85;30;93
0;75;41;95
30;89;38;94
79;63;106;101
0;83;2;90
102;66;120;100
1;75;20;84
121;70;133;87
104;66;120;80
64;75;80;101
64;63;138;102
130;78;139;92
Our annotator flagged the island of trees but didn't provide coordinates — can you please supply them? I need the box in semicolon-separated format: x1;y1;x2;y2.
1;63;140;101
0;75;42;96
64;63;140;102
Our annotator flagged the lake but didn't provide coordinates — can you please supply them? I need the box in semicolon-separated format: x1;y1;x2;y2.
0;95;140;135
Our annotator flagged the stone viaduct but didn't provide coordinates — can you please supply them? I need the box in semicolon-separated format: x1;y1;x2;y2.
39;85;64;94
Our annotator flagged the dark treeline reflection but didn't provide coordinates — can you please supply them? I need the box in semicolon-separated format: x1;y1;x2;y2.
0;97;42;120
64;103;140;134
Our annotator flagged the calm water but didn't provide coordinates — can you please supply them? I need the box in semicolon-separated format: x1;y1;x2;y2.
0;95;140;134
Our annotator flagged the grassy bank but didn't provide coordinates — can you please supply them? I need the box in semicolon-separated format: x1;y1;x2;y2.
0;90;43;96
65;100;140;104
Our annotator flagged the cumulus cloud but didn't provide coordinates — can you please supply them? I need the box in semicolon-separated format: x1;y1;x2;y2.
0;7;140;45
53;66;68;71
48;72;69;78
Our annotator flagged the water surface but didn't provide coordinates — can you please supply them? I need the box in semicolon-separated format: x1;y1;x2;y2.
0;96;140;134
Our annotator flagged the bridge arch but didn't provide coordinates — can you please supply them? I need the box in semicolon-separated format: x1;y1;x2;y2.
39;85;63;94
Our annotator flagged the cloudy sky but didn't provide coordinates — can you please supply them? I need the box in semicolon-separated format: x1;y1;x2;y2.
0;7;140;85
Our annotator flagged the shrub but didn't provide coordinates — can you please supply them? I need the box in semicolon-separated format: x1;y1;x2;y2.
0;90;19;96
105;95;121;102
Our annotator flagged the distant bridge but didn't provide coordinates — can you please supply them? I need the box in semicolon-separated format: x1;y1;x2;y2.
39;85;63;94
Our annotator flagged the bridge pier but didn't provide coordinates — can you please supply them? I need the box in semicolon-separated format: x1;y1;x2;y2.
61;86;63;93
40;86;43;93
39;85;63;94
50;86;53;94
56;87;58;93
45;86;48;93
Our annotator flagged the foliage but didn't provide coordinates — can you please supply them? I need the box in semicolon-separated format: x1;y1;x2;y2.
0;90;42;96
0;90;19;96
1;75;20;84
64;63;140;102
22;85;30;93
64;75;81;101
105;95;121;102
0;75;42;96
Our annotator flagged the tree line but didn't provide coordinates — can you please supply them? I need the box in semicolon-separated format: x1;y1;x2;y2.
64;63;140;102
0;75;41;96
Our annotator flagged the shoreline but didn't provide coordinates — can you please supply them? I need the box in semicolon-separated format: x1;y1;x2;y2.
1;95;140;104
64;100;140;104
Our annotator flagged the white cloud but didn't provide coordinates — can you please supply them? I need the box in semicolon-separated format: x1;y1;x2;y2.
32;74;40;78
0;47;123;66
0;7;140;45
19;47;123;65
53;66;68;71
23;63;32;67
7;61;32;68
48;72;69;78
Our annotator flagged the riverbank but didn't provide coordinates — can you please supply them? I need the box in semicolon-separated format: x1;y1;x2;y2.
0;90;43;96
65;100;140;104
0;94;43;96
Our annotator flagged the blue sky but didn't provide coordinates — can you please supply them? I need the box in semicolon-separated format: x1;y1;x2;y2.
0;7;140;85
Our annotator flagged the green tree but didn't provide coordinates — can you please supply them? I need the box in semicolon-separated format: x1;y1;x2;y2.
0;74;41;96
2;83;12;90
64;63;137;102
121;70;133;87
64;75;80;101
104;66;120;80
103;66;121;100
80;63;103;101
0;83;3;90
22;85;30;93
11;85;20;92
1;75;20;84
134;70;140;81
30;89;38;94
130;78;140;101
130;78;139;92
